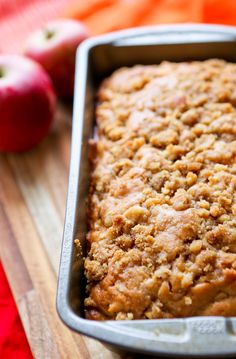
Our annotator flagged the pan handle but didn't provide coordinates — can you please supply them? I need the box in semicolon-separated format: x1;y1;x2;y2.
104;316;236;356
112;24;236;46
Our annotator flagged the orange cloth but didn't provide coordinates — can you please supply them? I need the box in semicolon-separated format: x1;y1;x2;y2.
0;1;236;358
63;0;236;35
2;0;236;53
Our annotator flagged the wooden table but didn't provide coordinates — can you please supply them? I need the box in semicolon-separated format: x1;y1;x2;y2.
0;103;127;359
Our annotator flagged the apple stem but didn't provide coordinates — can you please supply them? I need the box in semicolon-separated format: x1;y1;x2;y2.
0;67;5;78
44;29;55;40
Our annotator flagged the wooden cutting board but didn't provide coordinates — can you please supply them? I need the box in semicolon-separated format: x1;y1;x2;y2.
0;103;133;359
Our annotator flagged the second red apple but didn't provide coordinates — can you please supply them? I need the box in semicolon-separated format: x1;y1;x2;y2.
24;19;89;98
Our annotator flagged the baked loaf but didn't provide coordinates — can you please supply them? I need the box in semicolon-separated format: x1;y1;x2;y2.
84;60;236;320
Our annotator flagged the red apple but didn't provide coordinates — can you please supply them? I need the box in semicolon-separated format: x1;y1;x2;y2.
24;19;89;98
0;55;56;152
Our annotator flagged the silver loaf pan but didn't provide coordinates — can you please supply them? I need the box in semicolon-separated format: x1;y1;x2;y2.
57;24;236;357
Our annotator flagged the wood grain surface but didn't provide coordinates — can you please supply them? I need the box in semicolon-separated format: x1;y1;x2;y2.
0;103;127;359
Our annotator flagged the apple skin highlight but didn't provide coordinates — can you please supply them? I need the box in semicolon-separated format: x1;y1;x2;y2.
24;19;89;97
0;55;56;152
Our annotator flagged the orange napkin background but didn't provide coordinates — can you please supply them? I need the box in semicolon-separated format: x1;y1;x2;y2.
1;1;236;359
63;0;236;35
2;0;236;53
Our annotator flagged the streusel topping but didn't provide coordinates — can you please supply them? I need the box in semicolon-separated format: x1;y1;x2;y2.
84;60;236;320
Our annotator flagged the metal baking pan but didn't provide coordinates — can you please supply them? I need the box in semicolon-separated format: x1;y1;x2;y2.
57;24;236;357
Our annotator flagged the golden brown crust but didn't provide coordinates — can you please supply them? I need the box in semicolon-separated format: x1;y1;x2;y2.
84;60;236;320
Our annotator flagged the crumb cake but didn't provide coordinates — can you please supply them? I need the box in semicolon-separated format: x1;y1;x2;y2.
83;60;236;320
